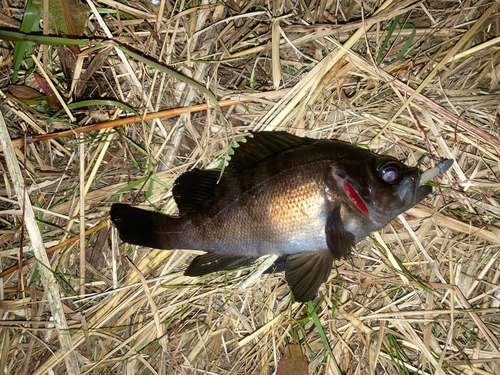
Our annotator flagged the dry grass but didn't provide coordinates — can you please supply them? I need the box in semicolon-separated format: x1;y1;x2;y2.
1;0;500;374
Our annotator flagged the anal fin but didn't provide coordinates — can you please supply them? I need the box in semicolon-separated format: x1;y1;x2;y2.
184;253;257;276
264;255;288;274
283;249;334;302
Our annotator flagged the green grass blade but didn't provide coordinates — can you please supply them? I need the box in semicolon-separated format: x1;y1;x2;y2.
109;177;147;201
48;99;139;124
115;45;225;125
12;0;40;83
0;30;91;46
377;15;401;63
307;300;341;374
393;22;416;63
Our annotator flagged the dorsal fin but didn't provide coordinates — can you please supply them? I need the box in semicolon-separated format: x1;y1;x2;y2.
172;132;316;215
172;169;224;215
227;131;316;173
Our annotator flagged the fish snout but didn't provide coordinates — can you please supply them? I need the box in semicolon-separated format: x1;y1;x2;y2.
398;159;454;205
397;175;428;205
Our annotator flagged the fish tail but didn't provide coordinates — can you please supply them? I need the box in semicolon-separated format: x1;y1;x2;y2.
110;203;179;249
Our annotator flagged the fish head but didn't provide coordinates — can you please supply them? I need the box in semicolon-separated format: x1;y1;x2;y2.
329;151;450;229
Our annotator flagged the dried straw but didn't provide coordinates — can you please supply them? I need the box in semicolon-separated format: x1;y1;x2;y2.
1;0;500;374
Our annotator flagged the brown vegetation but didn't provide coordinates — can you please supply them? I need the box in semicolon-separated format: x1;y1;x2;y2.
1;0;500;374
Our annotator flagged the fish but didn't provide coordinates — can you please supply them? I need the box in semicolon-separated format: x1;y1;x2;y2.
110;131;453;302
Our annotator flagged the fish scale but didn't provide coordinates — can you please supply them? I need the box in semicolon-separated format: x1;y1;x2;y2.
111;131;453;302
173;155;332;256
188;169;322;255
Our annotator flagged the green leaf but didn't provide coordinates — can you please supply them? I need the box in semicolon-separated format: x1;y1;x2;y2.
145;179;153;200
32;0;90;37
48;99;139;124
28;264;40;286
378;15;401;63
121;135;149;157
0;30;90;45
12;0;40;83
377;15;416;64
109;178;147;201
150;175;171;191
307;301;342;374
32;195;45;234
393;22;416;63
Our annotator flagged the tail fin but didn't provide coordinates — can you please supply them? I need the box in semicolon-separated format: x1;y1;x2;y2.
110;203;173;249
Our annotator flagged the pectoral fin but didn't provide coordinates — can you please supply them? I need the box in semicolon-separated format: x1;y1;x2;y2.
185;252;256;276
282;249;334;302
325;206;355;259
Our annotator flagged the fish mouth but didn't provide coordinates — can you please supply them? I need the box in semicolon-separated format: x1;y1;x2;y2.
397;175;429;205
398;159;454;205
344;180;369;215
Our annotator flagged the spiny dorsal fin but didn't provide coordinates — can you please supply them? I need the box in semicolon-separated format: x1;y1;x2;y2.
172;132;316;215
227;131;316;173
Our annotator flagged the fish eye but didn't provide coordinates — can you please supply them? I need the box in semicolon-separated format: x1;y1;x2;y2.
378;162;400;184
